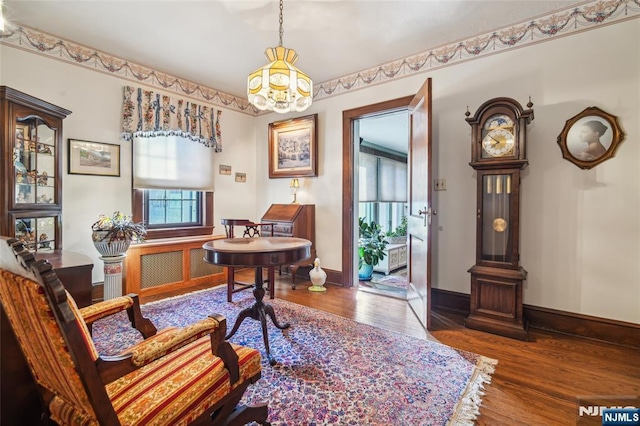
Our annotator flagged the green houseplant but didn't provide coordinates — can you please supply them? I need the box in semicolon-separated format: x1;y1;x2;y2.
385;214;407;244
91;211;146;257
358;217;389;280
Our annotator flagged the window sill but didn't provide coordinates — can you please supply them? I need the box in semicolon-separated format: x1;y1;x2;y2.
144;226;215;240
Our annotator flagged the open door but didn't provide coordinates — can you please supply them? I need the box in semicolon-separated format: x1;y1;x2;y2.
406;78;434;330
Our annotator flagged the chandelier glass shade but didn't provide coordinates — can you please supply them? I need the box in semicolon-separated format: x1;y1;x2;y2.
247;0;312;113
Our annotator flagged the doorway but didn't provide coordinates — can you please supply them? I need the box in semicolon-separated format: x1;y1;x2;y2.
357;111;409;300
341;95;413;288
342;79;434;330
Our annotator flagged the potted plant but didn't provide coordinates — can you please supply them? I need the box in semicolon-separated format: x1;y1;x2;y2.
91;211;146;257
385;214;407;244
358;217;389;281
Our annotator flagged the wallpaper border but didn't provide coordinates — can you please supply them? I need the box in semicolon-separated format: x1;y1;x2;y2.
1;0;638;116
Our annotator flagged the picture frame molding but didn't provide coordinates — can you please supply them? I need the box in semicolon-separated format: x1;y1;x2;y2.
268;114;318;178
556;106;625;170
68;139;121;177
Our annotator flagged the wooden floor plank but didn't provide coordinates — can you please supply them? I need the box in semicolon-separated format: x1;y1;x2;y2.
137;273;640;425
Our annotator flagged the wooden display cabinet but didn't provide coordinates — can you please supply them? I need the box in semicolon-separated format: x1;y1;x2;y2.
0;86;71;251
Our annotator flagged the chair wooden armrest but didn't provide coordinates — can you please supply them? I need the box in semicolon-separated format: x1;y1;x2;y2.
80;294;157;338
96;314;242;384
0;237;268;426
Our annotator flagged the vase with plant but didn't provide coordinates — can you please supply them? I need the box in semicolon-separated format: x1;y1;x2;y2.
358;217;389;281
91;211;146;257
386;214;407;244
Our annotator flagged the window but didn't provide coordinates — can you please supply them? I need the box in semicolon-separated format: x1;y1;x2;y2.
145;190;201;228
132;135;215;239
358;149;407;234
133;189;214;239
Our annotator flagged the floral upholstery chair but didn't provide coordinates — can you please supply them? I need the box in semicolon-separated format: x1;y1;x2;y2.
0;237;269;426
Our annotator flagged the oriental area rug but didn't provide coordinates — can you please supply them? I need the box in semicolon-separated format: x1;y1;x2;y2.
359;269;408;300
92;287;497;425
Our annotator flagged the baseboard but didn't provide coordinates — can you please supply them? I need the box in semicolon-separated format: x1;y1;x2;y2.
431;288;639;348
290;266;342;287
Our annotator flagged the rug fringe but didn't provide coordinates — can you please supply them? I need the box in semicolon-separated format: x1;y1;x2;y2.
447;355;498;426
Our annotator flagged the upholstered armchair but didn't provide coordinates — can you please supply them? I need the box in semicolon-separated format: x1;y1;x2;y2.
0;238;269;426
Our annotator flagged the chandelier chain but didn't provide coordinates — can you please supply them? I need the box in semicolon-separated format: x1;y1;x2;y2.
278;0;284;47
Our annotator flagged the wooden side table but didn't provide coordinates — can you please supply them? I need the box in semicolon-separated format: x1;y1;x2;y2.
220;218;275;302
203;237;310;365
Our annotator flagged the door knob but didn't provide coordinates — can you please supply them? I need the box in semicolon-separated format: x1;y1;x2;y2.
418;207;437;226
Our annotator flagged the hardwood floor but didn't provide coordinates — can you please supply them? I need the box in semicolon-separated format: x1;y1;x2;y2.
138;272;640;426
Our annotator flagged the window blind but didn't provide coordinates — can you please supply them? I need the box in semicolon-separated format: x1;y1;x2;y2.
359;152;407;202
379;157;407;202
133;135;215;190
359;152;378;202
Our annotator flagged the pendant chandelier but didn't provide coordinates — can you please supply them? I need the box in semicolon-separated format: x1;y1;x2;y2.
247;0;313;113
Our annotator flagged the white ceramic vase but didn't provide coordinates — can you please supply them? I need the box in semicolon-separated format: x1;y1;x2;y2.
92;230;131;257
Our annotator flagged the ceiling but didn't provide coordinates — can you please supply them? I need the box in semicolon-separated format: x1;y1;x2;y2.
3;0;580;151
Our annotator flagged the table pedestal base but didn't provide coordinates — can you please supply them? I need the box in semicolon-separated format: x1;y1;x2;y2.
226;266;289;365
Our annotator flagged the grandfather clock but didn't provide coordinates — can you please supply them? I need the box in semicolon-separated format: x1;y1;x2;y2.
464;97;533;341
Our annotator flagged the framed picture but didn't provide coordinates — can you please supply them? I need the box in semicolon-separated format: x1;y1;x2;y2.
68;139;121;176
268;114;318;178
219;164;232;175
556;106;625;170
235;172;246;183
15;125;28;141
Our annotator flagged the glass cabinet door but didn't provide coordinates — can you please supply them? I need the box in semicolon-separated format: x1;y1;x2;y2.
14;117;57;206
2;86;70;252
477;170;521;267
12;213;59;252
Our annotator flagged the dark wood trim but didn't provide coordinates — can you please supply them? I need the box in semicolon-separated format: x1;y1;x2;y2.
359;144;407;163
431;288;470;314
524;304;640;349
431;288;640;348
342;95;414;288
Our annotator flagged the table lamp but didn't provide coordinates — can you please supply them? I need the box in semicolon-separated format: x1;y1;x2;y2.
290;178;300;204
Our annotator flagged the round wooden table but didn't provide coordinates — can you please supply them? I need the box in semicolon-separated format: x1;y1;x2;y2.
203;237;311;365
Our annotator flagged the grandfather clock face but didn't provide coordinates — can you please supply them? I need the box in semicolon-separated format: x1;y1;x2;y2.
481;114;516;158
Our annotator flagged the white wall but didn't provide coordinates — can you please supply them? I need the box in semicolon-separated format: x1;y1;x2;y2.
255;20;640;324
2;19;638;324
0;47;258;283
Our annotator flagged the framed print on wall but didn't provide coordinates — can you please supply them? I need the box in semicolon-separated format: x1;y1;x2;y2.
268;113;318;178
557;106;625;170
68;139;121;176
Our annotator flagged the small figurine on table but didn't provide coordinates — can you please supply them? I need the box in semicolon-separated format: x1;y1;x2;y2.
37;144;52;154
39;233;51;249
16;171;24;183
27;170;37;183
38;194;53;203
37;171;48;186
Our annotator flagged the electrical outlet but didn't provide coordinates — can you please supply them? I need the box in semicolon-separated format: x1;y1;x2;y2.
434;179;446;191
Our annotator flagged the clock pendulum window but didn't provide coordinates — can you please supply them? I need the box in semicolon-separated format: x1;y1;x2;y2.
464;97;534;341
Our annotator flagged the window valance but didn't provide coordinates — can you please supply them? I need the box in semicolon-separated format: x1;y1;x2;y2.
121;86;223;151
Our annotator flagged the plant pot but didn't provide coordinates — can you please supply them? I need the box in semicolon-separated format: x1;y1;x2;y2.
358;263;374;281
92;230;131;257
387;236;407;245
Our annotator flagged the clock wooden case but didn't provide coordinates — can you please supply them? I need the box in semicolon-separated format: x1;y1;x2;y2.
465;97;534;341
